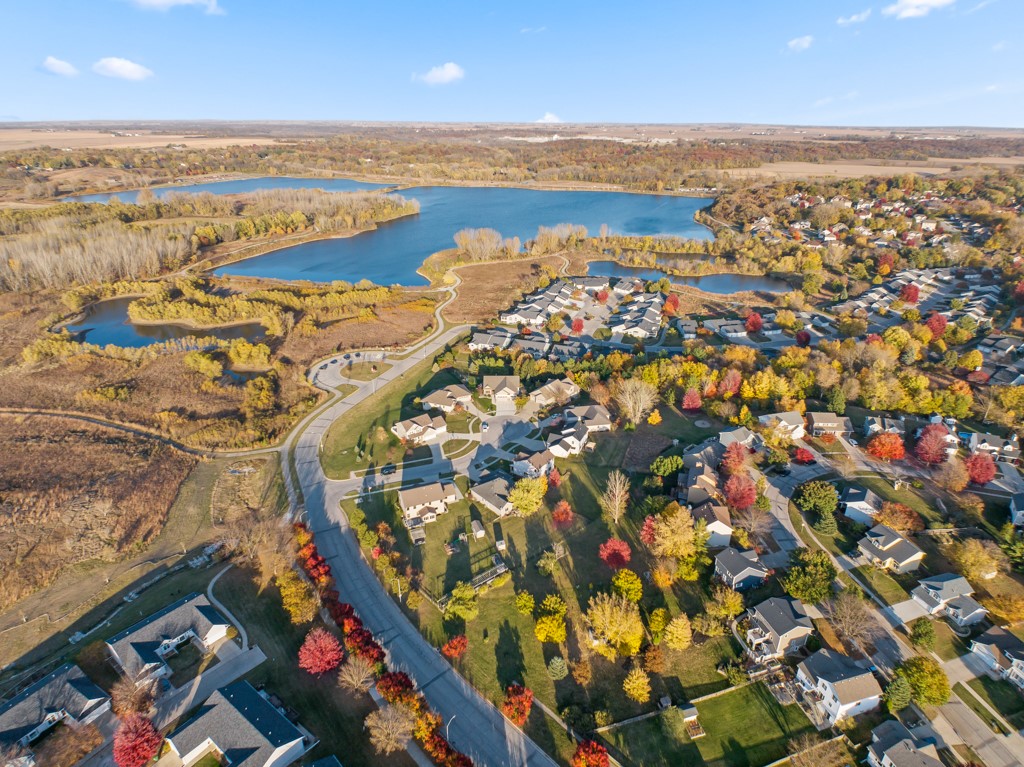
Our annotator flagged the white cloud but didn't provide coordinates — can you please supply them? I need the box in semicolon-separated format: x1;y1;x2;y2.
966;0;996;12
787;35;814;52
837;9;871;25
520;26;547;34
992;40;1007;51
984;83;999;92
882;0;955;19
412;62;465;86
129;0;224;13
814;90;860;108
92;57;154;81
42;56;78;77
536;112;563;124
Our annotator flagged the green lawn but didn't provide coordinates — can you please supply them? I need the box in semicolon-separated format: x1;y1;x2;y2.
854;474;945;528
852;565;911;606
321;356;460;479
967;676;1024;729
954;682;1010;735
442;439;475;459
600;708;703;767
167;641;219;688
342;361;391;381
213;566;414;767
445;410;479;434
931;621;971;661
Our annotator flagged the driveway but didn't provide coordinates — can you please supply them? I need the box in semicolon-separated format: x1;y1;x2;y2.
890;599;927;625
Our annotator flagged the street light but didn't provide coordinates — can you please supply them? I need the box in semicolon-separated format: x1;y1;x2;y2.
446;714;457;740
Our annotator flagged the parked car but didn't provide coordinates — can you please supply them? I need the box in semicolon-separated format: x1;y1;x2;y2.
482;422;490;432
381;464;397;476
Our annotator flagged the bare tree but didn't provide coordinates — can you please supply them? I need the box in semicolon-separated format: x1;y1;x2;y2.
823;591;879;647
600;470;631;524
338;655;376;694
229;513;291;587
365;704;416;755
612;378;658;425
111;676;156;717
788;733;847;767
734;504;773;541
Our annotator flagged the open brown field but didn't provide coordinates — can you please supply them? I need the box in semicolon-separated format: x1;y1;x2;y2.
0;128;282;152
718;156;1024;179
442;255;566;324
0;415;195;613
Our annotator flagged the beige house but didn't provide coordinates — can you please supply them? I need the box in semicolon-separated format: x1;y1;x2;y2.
482;375;521;405
858;524;925;574
421;384;473;413
391;413;447;444
398;482;458;525
529;378;581;408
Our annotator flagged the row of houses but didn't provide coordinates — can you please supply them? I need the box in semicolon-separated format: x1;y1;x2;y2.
467;327;589;362
606;292;664;339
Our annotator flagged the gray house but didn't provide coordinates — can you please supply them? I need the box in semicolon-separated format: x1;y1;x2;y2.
470;473;515;517
745;597;814;662
714;548;770;591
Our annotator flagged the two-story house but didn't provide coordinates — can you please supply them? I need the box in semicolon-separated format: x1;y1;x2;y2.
511;449;555;479
398;482;458;526
757;411;806;441
714;548;770;591
528;378;581;408
858;524;925;574
745;597;814;662
969;626;1024;691
691;502;732;548
911;573;988;627
866;720;941;767
420;384;473;413
390;412;447;444
795;649;882;725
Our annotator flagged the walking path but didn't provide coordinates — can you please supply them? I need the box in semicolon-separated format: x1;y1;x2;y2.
207;564;248;649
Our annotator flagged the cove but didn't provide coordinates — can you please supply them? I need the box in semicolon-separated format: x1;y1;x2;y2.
65;297;265;348
586;261;789;294
67;176;390;203
213;186;713;285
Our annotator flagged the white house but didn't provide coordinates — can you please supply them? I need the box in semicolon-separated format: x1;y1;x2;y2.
841;485;884;526
967;432;1020;463
969;626;1024;692
757;411;806;441
398;481;458;525
866;720;942;767
796;649;882;725
863;416;905;439
547;422;590;458
563;404;613;433
911;574;988;627
1011;491;1024;527
467;329;512;352
691;501;732;548
858;525;925;574
391;413;447;444
745;597;814;662
165;681;308;767
512;449;555;479
106;593;231;684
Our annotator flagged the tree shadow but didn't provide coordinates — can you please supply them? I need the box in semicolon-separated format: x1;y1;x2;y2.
495;620;526;689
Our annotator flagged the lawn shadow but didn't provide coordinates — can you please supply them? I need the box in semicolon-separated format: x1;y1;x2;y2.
495;619;527;689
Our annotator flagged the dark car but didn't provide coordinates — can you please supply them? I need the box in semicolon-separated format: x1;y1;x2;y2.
767;464;792;476
381;464;397;476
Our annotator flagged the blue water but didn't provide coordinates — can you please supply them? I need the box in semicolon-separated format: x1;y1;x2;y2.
587;261;789;294
213;186;713;285
67;176;390;203
65;297;265;348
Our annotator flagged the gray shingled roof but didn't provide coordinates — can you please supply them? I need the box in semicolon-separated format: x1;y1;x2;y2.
107;593;227;678
715;547;769;582
0;664;108;747
167;681;303;767
858;524;924;565
471;473;513;515
751;597;813;637
797;649;882;705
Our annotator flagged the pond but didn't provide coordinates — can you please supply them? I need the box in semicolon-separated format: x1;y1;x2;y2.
66;176;391;203
65;297;265;348
586;261;790;294
212;185;713;285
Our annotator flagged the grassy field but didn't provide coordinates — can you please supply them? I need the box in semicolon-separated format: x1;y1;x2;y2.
214;566;414;767
442;439;475;459
600;708;703;767
341;361;391;380
445;410;479;434
852;565;911;606
967;675;1024;729
321;356;461;478
931;621;972;661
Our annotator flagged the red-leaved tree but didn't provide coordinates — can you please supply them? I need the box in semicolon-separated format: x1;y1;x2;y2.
571;317;585;336
442;635;469;660
965;452;997;485
552;500;574;527
900;283;920;303
719;442;749;476
926;312;948;339
376;671;416;705
681;388;703;410
298;627;345;676
598;538;632;570
745;312;763;333
639;515;657;546
724;473;756;510
915;424;951;464
796;330;811;347
793;447;815;464
501;685;534;727
113;715;161;767
596;289;609;304
548;467;562;488
663;293;680;317
720;368;742;397
572;740;611;767
866;432;906;461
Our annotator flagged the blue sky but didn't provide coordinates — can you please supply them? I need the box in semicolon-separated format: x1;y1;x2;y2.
1;0;1021;126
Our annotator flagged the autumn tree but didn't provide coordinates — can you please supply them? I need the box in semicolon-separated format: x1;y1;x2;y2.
366;705;416;755
587;593;645;657
719;442;749;475
599;537;632;570
600;470;631;524
650;454;683;477
876;502;924;532
111;677;155;718
442;634;469;659
277;569;319;624
612;378;658;425
509;476;548;516
612;569;644;603
571;317;585;336
745;312;763;333
444;581;479;622
572;740;610;767
535;594;568;644
725;473;756;510
501;685;534;726
935;458;969;492
866;432;905;461
112;715;162;767
823;592;877;646
926;312;948;339
663;613;693;650
950;538;1008;582
782;549;837;604
514;590;535;615
909;618;936;650
793;447;815;464
552;499;574;527
895;657;950;706
623;667;651;703
338;655;375;694
915;424;950;464
965;452;997;485
298;627;345;676
900;283;920;303
705;583;744;622
682;388;703;410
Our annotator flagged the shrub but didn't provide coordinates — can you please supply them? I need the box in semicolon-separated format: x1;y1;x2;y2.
547;656;569;680
501;685;534;727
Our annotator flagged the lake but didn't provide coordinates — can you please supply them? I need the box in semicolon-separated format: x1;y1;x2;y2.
65;297;265;348
213;186;713;285
67;176;390;203
586;261;789;294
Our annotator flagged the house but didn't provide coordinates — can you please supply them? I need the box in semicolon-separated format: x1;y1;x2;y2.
796;649;882;724
165;681;308;767
529;378;581;408
677;455;720;507
568;276;609;293
718;426;756;449
467;329;512;352
745;597;814;662
390;412;447;444
911;574;988;627
858;525;925;574
421;384;473;413
806;412;854;437
863;416;905;439
1011;491;1024;527
398;482;458;525
512;449;555;479
107;593;231;683
470;473;515;517
563;404;613;433
967;432;1020;463
866;720;942;767
509;335;551;359
0;664;110;753
691;501;732;548
547;422;590;458
676;319;698;339
841;485;884;526
969;626;1024;691
482;375;521;410
714;548;769;591
758;411;806;441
